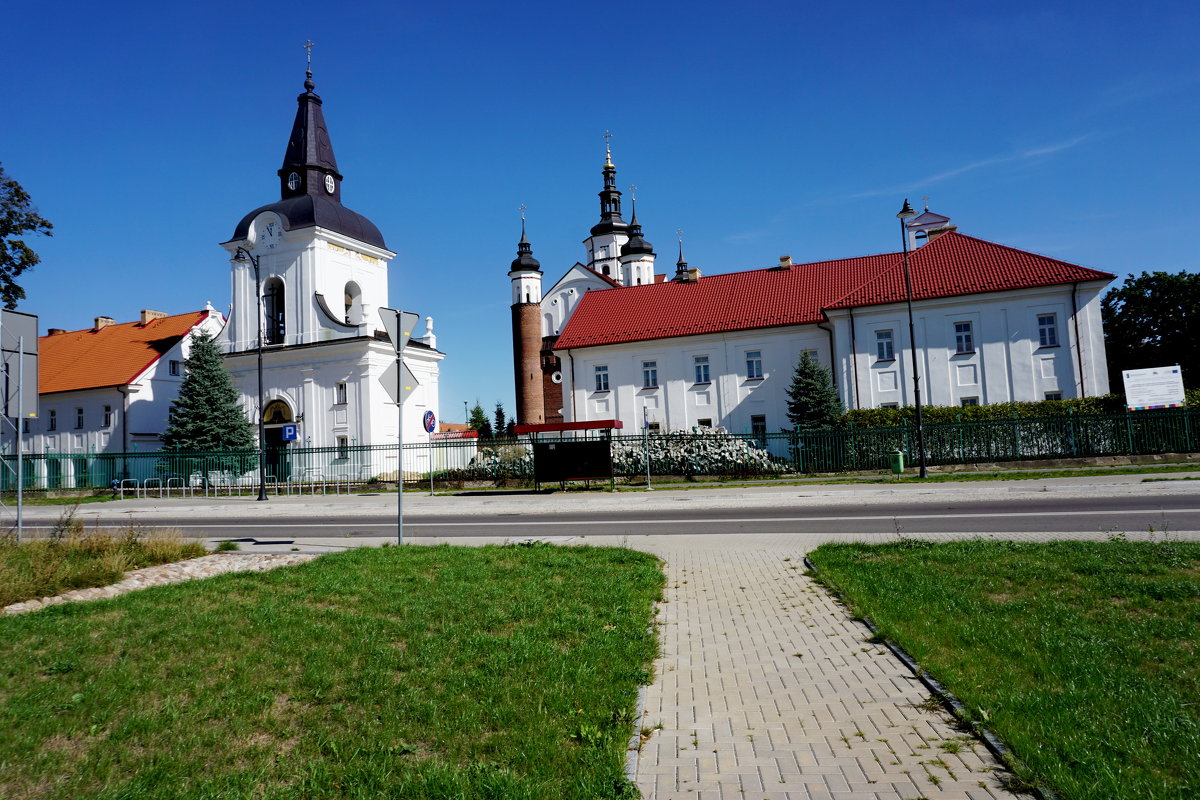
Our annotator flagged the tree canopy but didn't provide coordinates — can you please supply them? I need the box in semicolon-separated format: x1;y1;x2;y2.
785;352;843;430
467;401;494;439
162;331;256;451
0;163;53;309
1102;270;1200;391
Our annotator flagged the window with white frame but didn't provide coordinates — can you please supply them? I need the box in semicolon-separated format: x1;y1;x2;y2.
642;361;658;389
961;397;979;407
801;348;819;363
746;351;763;380
48;410;56;431
594;365;609;392
1045;391;1063;401
22;419;30;434
75;408;84;429
694;355;710;384
1038;314;1059;347
336;436;349;459
880;403;899;409
103;405;112;427
876;330;894;361
169;360;182;377
751;414;767;444
335;382;347;404
954;322;974;354
697;418;713;428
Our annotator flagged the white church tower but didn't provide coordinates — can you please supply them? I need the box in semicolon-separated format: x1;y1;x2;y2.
582;142;631;282
216;65;443;462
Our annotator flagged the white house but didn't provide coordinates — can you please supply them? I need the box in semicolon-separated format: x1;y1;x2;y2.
510;150;1113;434
25;308;224;486
215;67;443;461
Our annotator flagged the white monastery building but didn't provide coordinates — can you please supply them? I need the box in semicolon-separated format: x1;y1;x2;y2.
215;67;442;456
511;149;1113;435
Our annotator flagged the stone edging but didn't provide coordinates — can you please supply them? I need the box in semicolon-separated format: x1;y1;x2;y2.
2;552;319;615
803;555;1060;800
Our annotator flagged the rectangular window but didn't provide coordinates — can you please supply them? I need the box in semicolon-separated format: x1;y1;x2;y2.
594;365;609;392
336;436;349;459
642;360;658;389
954;321;974;354
1038;314;1059;347
1045;391;1063;401
75;408;84;429
880;403;899;409
750;414;767;445
746;351;763;380
103;405;112;427
694;355;710;384
961;397;980;407
169;360;182;377
335;382;347;404
647;422;661;432
697;418;713;428
802;348;819;363
876;330;894;361
22;419;30;434
48;410;56;431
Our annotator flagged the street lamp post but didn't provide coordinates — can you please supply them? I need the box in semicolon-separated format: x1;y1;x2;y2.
233;245;270;501
897;199;928;479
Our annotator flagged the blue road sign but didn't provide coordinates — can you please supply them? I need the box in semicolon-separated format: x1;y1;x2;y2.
282;424;298;441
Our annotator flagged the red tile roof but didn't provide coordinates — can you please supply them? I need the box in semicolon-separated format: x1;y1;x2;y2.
39;311;212;394
553;232;1113;350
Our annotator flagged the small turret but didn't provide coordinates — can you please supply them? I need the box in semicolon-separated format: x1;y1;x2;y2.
619;194;656;286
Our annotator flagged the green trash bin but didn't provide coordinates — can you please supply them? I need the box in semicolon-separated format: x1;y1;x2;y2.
888;450;905;474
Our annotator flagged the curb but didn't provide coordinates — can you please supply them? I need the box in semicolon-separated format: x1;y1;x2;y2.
803;556;1060;800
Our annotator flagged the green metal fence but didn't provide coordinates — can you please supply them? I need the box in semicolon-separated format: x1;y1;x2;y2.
0;409;1195;493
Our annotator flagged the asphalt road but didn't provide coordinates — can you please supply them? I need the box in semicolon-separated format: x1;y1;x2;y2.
16;490;1200;539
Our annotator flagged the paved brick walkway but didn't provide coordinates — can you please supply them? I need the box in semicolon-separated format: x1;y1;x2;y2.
634;537;1020;800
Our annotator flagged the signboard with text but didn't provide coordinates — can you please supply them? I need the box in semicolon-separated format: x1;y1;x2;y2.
1123;365;1186;411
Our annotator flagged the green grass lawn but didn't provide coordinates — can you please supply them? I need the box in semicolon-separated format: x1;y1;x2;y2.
0;544;663;800
808;538;1200;800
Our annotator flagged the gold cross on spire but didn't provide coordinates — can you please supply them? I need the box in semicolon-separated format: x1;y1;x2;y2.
676;228;683;242
519;203;526;221
303;39;316;71
603;130;613;166
629;184;637;200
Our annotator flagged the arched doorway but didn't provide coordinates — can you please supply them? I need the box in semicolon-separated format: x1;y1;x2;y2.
263;400;294;481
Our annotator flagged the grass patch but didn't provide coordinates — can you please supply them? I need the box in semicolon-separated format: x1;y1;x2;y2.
0;543;663;799
1;509;205;607
0;495;119;506
808;538;1200;800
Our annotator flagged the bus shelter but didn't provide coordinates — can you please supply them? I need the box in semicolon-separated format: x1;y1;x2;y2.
513;420;624;490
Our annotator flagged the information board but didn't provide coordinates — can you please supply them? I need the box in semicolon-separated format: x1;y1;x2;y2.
1123;365;1186;410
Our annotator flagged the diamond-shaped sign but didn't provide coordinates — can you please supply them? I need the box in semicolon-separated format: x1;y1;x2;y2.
379;308;420;354
380;359;420;405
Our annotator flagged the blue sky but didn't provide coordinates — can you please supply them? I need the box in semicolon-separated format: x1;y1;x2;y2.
5;0;1199;424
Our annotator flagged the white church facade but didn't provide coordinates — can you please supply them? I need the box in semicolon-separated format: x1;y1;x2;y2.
215;67;442;460
511;150;1113;434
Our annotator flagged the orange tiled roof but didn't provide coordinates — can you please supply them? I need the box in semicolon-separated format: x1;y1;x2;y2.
39;311;212;394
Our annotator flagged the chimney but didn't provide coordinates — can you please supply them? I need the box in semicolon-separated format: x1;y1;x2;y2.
94;316;115;331
47;328;68;336
779;255;792;268
686;267;701;282
140;309;168;325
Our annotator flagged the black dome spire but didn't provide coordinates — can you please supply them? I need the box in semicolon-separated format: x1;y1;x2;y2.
590;138;628;237
509;216;542;273
621;197;654;256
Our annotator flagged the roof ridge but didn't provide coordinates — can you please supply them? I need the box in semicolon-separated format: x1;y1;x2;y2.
930;230;1114;278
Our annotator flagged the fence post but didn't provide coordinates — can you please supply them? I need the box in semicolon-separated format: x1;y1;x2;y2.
1125;410;1135;454
1068;408;1077;457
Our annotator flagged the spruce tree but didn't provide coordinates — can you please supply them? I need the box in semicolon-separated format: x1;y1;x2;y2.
785;352;843;430
162;331;256;451
468;401;494;440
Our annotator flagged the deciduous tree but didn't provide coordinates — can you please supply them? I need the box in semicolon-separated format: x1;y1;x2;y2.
1102;270;1200;391
0;163;53;309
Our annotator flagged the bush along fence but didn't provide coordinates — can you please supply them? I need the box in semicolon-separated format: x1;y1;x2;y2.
0;408;1195;494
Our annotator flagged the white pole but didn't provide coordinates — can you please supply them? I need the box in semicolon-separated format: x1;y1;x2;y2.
16;334;23;543
396;353;404;546
643;406;652;491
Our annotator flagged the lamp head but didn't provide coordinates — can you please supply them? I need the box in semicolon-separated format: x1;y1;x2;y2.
897;199;917;219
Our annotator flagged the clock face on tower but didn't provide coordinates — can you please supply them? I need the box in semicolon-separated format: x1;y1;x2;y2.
324;174;335;194
256;216;283;250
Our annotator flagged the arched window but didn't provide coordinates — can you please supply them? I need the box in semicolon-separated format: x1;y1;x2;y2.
344;281;362;325
263;278;285;345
